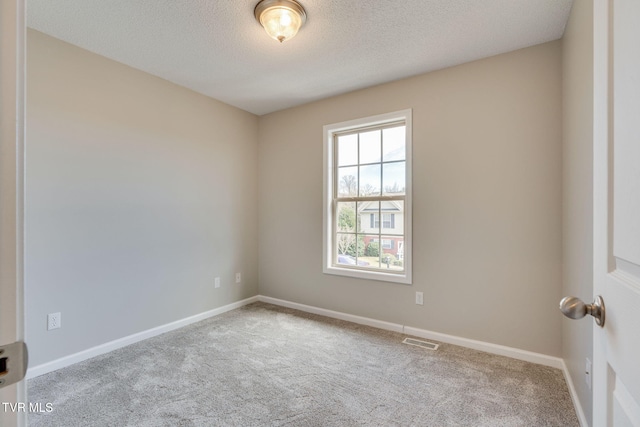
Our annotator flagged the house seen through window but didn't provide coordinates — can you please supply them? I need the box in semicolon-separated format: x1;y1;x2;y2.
323;110;412;284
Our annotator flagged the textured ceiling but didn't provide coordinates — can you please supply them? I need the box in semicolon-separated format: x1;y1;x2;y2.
27;0;574;115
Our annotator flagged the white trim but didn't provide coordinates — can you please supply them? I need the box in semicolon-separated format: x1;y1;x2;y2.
561;359;590;427
402;326;562;369
323;109;413;285
26;296;259;379
259;295;562;369
259;296;404;333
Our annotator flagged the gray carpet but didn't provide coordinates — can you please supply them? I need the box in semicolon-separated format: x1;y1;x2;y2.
28;302;579;426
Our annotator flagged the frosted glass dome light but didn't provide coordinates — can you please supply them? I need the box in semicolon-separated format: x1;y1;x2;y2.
255;0;307;43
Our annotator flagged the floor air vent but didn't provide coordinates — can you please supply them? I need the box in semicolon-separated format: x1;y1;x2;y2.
402;337;439;350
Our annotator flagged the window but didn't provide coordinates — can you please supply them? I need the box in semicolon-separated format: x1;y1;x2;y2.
323;110;412;284
371;238;394;249
370;213;395;229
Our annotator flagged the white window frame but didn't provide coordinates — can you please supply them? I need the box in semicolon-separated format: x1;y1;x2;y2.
323;109;412;284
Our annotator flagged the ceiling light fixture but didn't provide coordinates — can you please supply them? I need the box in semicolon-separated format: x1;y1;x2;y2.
254;0;307;43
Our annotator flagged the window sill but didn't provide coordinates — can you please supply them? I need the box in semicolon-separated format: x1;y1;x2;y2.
323;265;412;285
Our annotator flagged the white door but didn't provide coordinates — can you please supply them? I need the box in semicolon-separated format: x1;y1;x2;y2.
592;0;640;425
0;0;27;426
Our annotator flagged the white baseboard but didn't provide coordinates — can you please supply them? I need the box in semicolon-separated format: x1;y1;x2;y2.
259;295;562;369
28;294;566;381
27;296;259;379
561;360;589;427
258;296;404;333
402;326;563;369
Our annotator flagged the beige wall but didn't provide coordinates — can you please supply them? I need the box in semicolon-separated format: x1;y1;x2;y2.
562;0;594;423
259;41;563;356
26;30;259;366
26;28;568;369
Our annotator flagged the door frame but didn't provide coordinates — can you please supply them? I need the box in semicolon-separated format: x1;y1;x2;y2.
0;0;26;426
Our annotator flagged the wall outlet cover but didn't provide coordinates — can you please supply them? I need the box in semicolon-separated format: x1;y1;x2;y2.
47;312;61;330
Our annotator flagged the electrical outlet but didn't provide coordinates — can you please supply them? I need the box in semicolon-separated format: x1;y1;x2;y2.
47;312;61;330
214;277;221;288
235;272;241;284
415;292;424;305
585;358;592;389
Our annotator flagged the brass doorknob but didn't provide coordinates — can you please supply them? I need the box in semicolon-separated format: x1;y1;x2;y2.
559;295;605;327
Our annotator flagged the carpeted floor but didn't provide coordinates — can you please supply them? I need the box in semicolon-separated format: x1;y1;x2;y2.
28;302;579;426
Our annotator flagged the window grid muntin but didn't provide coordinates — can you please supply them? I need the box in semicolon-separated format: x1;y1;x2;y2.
332;122;406;273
